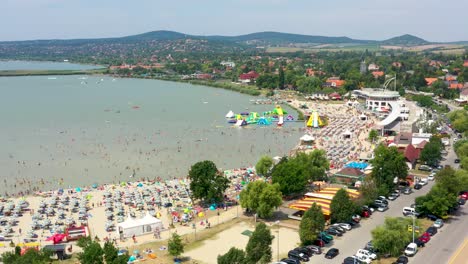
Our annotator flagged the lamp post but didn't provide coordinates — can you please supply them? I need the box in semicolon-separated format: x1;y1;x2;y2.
412;213;415;244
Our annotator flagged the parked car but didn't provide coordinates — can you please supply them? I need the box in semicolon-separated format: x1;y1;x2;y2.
388;193;398;200
459;191;468;200
458;198;467;205
352;214;361;222
313;239;325;247
402;207;416;216
361;210;371;218
346;220;358;227
428;174;435;181
280;258;300;264
420;178;428;185
353;254;372;263
419;165;432;171
343;256;363;264
414;183;423;190
331;224;346;233
320;231;334;241
455;159;460;163
305;245;322;255
377;204;389;212
356;249;377;259
325;248;339;259
364;241;374;251
404;243;418;256
433;219;444;228
426;226;438;236
326;228;343;237
294;247;313;258
414;238;426;247
288;249;309;262
393;255;409;264
418;232;431;243
336;223;352;230
362;205;375;213
403;187;412;195
426;214;438;221
374;200;387;207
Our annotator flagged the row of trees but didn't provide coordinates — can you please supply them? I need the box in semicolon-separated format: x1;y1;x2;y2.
218;222;274;264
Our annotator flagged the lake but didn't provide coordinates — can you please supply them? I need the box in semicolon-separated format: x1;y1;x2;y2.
0;60;103;71
0;73;304;194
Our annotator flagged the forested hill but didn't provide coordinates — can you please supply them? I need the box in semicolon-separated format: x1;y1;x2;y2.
381;34;428;45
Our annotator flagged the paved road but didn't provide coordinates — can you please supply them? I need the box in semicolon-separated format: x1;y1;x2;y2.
309;181;435;264
410;205;468;264
307;129;460;264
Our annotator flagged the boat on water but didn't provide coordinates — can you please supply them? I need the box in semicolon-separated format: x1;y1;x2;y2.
47;77;57;80
225;110;235;118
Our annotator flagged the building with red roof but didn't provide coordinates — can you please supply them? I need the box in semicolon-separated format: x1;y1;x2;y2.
239;71;260;84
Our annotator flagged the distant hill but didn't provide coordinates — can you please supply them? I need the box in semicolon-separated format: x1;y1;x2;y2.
381;34;428;45
204;31;373;45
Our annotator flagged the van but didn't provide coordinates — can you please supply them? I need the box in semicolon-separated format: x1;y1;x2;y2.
404;243;418;256
402;207;415;216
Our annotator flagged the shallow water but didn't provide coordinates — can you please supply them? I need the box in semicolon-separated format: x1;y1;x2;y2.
0;75;304;194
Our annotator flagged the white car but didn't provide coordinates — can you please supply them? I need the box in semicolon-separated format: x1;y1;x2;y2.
404;243;418;256
428;174;435;181
420;178;428;185
353;254;372;263
356;249;377;260
336;223;352;230
433;219;444;228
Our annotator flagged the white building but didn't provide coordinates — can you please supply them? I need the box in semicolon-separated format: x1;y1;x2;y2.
220;61;236;68
353;88;400;111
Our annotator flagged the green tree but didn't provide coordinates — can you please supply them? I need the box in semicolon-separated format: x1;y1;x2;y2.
368;129;379;143
419;137;443;167
168;233;184;260
245;223;274;264
330;188;358;223
239;181;282;218
415;185;456;218
359;177;379;206
188;161;230;203
255;155;274;176
217;247;246;264
447;110;468;134
102;241;128;264
299;203;325;246
371;217;415;257
371;144;408;196
278;66;285;89
78;239;104;264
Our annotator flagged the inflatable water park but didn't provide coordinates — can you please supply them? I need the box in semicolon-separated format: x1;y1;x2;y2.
225;105;294;127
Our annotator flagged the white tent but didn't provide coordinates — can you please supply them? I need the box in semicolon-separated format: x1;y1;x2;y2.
225;110;235;118
300;134;315;142
117;213;163;238
343;130;352;139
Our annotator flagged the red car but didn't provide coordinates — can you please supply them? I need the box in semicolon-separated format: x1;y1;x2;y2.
313;239;325;247
419;232;431;243
459;191;468;200
361;210;371;218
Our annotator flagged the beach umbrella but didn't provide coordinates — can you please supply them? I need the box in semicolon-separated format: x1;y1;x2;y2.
75;187;82;192
128;256;136;262
92;183;98;189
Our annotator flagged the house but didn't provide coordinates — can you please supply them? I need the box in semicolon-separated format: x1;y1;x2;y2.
239;71;260;84
394;132;413;147
306;69;325;77
372;71;385;78
368;63;379;71
425;78;439;86
392;62;402;68
463;60;468;67
332;168;365;185
220;61;236;68
324;77;345;88
449;82;463;89
402;144;420;169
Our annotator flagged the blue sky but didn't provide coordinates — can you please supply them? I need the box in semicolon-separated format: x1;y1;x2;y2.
2;0;467;42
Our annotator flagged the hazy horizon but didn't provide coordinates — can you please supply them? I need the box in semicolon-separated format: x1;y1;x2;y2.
2;0;468;42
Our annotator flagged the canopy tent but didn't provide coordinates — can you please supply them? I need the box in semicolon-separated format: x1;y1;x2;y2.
345;162;369;170
342;130;352;139
117;213;163;238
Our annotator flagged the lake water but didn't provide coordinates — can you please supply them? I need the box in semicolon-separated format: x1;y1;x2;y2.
0;74;304;194
0;60;103;71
